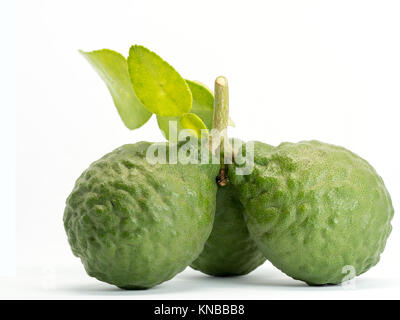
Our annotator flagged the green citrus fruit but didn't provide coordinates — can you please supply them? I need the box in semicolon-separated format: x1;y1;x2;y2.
230;140;394;285
191;183;266;276
64;141;219;289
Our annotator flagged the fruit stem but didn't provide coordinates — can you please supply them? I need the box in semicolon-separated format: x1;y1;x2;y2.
212;76;229;137
211;76;231;187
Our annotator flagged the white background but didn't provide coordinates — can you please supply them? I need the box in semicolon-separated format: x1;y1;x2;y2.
0;0;16;277
3;0;400;299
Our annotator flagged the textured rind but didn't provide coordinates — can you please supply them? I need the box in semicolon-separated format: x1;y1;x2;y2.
64;141;219;289
230;140;394;285
190;184;266;276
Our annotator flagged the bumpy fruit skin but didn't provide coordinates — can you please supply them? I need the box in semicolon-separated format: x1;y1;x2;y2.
64;141;219;289
190;184;266;276
230;140;394;285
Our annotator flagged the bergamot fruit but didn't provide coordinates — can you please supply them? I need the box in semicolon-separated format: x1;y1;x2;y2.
191;182;266;276
230;140;394;285
64;141;219;289
74;44;395;288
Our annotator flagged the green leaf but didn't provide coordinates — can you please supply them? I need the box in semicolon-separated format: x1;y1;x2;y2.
179;113;208;138
157;79;215;140
128;45;192;117
185;80;214;129
156;113;207;140
80;49;152;130
156;115;182;140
